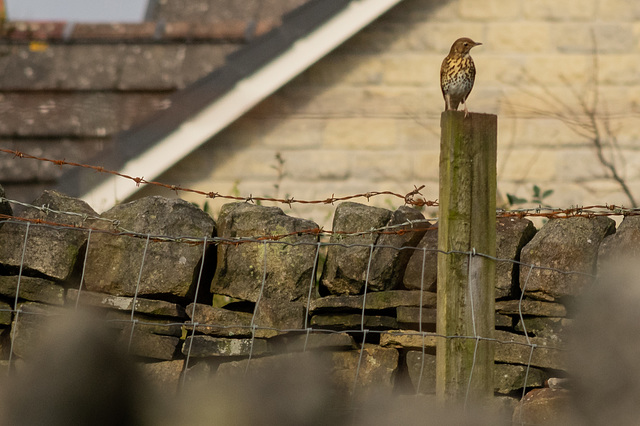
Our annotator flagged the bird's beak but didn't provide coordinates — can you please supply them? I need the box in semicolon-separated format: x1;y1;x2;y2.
475;42;483;46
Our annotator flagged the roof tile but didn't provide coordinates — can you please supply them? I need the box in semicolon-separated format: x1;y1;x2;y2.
164;20;258;41
117;45;186;90
180;44;238;87
2;21;67;41
70;22;157;41
0;44;123;90
0;93;170;137
0;43;240;91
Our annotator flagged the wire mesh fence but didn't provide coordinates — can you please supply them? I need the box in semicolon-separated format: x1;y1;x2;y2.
0;199;575;416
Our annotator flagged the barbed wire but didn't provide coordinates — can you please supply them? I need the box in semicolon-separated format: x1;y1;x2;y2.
4;147;640;224
1;194;438;240
3;148;640;219
0;148;436;207
497;204;640;219
1;195;638;250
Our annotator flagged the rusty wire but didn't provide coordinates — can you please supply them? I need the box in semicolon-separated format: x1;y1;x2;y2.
497;205;640;219
3;148;639;219
2;148;640;246
0;148;435;207
0;212;437;245
0;199;638;247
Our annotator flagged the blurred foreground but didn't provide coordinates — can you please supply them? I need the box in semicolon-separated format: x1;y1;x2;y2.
2;260;640;426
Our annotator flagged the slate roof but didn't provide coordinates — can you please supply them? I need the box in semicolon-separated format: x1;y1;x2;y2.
0;0;307;203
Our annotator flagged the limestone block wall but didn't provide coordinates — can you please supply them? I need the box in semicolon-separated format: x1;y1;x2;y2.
143;0;640;228
2;190;638;422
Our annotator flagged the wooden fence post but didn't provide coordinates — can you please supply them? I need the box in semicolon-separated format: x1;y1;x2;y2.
436;111;497;404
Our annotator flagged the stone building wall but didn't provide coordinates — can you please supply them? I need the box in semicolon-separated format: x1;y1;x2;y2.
146;0;640;227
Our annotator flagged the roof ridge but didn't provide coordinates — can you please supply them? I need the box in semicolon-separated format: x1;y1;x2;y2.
0;19;280;43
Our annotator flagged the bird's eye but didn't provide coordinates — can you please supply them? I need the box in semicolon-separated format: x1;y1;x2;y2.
463;42;468;46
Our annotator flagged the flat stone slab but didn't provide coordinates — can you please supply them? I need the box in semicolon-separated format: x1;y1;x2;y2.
494;330;566;370
253;298;306;335
214;352;340;390
0;275;64;305
119;329;180;360
379;330;437;349
494;363;548;394
515;317;572;341
186;303;252;328
67;288;186;318
277;332;356;352
495;299;567;317
106;311;183;337
310;314;398;330
217;348;399;397
396;307;437;325
405;353;550;395
182;335;269;357
309;290;437;313
495;313;513;328
184;303;253;337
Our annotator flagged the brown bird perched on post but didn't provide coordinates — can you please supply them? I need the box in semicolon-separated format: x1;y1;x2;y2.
440;37;482;117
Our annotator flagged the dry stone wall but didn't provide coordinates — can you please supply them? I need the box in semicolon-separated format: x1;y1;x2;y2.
0;189;633;420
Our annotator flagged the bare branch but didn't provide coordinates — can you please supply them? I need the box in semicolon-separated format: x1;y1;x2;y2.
508;28;637;207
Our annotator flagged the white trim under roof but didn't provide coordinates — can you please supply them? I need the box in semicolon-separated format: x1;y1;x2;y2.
83;0;404;212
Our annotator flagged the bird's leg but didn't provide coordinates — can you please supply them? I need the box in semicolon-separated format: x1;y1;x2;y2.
462;100;469;118
445;94;452;111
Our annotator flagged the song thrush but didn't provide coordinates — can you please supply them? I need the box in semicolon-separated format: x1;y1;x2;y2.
440;37;482;117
